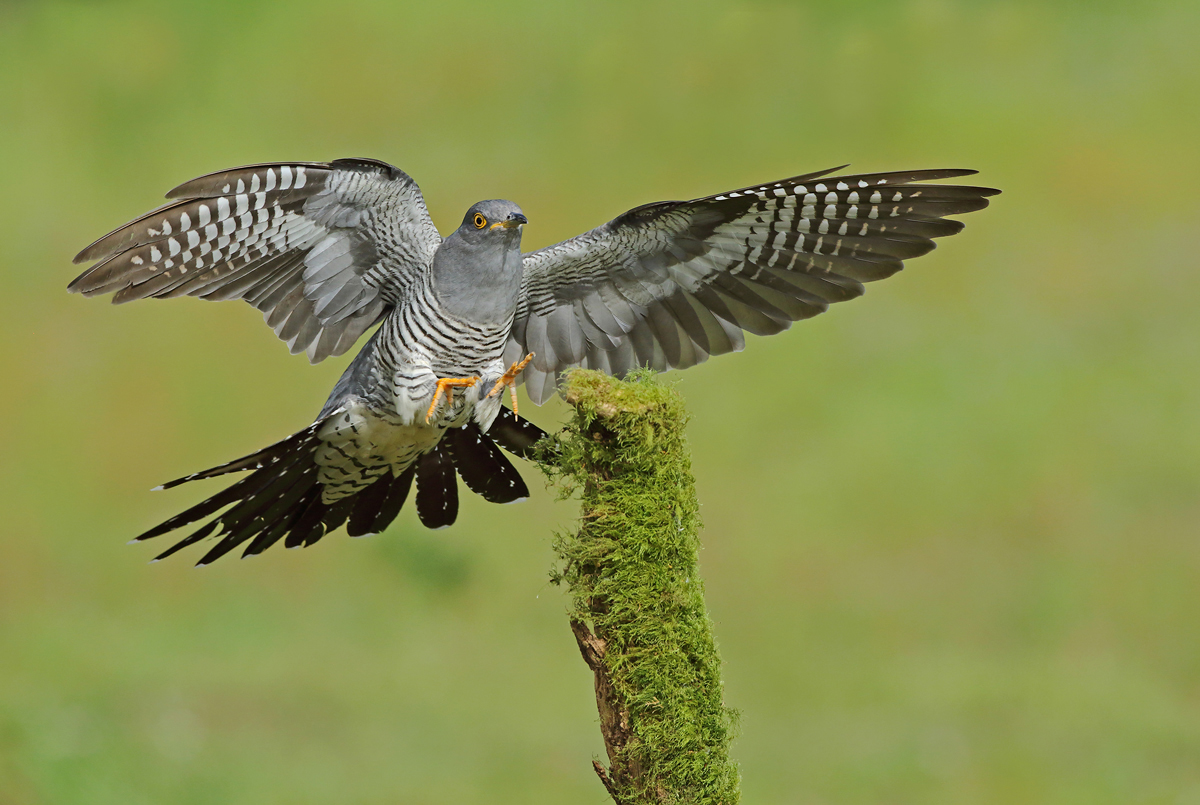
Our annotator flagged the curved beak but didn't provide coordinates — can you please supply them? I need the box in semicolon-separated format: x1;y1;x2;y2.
491;212;528;230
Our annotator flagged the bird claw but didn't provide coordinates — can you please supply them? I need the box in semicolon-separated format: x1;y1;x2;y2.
487;353;535;418
425;376;480;424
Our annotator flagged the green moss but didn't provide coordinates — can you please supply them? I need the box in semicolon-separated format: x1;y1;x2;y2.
539;369;740;804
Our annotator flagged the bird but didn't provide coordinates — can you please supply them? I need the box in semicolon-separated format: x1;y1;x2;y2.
70;158;998;565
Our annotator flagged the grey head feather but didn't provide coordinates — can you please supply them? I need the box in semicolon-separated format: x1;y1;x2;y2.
431;200;526;326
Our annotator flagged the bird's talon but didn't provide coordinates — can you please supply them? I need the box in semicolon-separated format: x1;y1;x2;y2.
488;353;534;418
424;376;479;423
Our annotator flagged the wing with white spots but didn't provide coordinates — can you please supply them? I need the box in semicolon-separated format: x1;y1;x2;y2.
71;158;443;363
509;167;999;403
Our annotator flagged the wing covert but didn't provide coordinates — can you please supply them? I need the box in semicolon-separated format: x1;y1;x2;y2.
71;158;443;363
509;167;999;403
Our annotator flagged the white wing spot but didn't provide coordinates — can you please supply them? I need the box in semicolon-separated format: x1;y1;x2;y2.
217;197;230;220
869;191;883;204
250;173;261;193
295;166;307;189
236;179;245;193
167;237;180;257
848;191;860;204
235;194;249;216
131;256;143;265
265;168;277;192
859;223;869;235
803;193;817;205
868;207;879;219
836;182;849;190
186;230;200;249
815;183;827;192
818;219;829;234
793;185;807;195
847;205;858;218
280;166;293;190
892;192;904;201
198;204;211;227
824;192;838;204
823;204;837;218
160;219;172;236
772;188;787;197
838;221;849;235
179;212;191;231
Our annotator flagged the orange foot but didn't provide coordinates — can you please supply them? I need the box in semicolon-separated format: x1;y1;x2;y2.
425;376;479;423
487;353;535;418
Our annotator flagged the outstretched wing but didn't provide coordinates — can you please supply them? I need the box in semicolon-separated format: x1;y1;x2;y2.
509;167;1000;403
71;158;443;363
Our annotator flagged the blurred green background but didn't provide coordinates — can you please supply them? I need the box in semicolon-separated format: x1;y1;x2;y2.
1;1;1198;802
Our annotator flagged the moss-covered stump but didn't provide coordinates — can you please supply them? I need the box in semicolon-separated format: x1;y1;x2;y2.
538;369;740;805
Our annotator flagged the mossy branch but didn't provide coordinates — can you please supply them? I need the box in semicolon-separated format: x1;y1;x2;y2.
537;369;740;805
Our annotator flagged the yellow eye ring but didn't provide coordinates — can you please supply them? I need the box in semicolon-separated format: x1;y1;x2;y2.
473;213;487;229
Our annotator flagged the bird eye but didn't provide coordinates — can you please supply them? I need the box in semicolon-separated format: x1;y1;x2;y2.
473;213;487;229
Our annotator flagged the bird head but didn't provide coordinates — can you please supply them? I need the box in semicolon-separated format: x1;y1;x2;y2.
456;200;527;246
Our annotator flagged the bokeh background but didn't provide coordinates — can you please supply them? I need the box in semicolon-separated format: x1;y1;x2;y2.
2;1;1198;803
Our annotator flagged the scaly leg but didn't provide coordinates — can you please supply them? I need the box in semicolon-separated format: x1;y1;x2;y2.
425;376;479;424
487;353;535;418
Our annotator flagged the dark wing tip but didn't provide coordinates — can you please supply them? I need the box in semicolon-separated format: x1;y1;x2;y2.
73;235;112;265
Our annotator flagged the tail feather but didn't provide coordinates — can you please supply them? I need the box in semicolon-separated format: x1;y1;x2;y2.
136;465;287;541
135;406;547;564
368;465;417;534
347;470;404;537
488;408;547;458
158;423;322;489
446;423;530;504
415;445;458;529
151;520;219;563
244;487;319;556
279;493;327;552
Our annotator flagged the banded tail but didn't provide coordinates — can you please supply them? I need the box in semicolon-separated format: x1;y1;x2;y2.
134;408;546;566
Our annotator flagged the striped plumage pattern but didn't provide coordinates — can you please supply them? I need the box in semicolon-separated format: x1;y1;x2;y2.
71;159;441;362
71;158;996;563
510;167;999;403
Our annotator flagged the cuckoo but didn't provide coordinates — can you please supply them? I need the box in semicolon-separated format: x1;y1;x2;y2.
71;158;998;564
